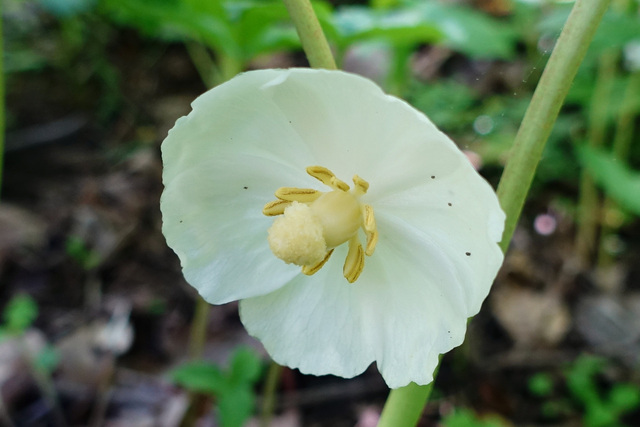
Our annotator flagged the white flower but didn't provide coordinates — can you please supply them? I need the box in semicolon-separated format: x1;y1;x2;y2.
161;68;505;389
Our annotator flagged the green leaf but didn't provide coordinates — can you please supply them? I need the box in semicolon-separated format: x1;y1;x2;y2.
608;384;640;413
232;1;302;58
406;0;516;59
442;408;507;427
578;146;640;215
408;79;477;131
229;347;262;385
217;386;255;427
65;236;101;270
169;361;228;395
3;294;38;334
565;355;604;407
38;0;97;17
539;7;640;64
331;6;442;48
528;373;554;397
100;0;240;58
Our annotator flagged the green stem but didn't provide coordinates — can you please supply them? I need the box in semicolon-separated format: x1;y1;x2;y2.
188;296;210;359
575;50;618;266
185;41;219;88
282;0;336;70
597;71;640;265
260;361;283;427
378;365;439;427
379;1;609;425
496;0;611;253
611;72;640;164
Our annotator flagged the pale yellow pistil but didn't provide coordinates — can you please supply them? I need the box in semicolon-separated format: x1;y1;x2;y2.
263;166;378;283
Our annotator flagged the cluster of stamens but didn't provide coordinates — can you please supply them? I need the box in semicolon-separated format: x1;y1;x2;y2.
263;166;378;283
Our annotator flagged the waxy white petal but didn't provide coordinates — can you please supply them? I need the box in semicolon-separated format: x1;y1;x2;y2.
161;68;505;387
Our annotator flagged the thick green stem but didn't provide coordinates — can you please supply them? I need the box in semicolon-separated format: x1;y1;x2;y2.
378;365;438;427
496;0;611;253
575;50;618;266
282;0;336;70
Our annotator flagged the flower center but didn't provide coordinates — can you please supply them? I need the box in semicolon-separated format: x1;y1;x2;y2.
263;166;378;283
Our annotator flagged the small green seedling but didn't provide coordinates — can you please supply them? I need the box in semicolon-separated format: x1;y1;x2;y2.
170;347;263;427
442;408;508;427
0;294;39;338
65;235;101;270
565;355;640;427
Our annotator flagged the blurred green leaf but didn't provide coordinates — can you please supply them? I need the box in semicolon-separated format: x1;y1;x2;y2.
170;361;228;395
608;384;640;413
408;79;477;131
442;408;508;427
3;294;38;334
578;146;640;215
231;1;302;58
539;7;640;63
529;373;555;397
331;6;441;48
218;386;255;427
565;355;604;406
38;0;97;16
65;236;101;270
229;347;263;385
100;0;240;58
169;348;263;427
406;0;516;59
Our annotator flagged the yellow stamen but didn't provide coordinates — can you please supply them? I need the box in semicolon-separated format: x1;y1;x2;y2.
263;199;291;216
307;166;350;191
263;166;378;283
275;187;322;202
362;204;378;256
302;249;334;276
353;175;369;195
343;236;365;283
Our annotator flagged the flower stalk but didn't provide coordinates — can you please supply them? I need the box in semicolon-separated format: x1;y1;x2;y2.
496;0;611;253
378;365;438;427
282;0;336;70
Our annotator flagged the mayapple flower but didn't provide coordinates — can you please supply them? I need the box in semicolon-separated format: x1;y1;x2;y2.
161;68;505;389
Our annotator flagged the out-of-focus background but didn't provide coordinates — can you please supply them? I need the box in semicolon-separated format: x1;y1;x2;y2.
2;0;640;425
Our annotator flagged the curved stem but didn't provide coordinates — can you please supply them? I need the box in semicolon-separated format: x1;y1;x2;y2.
282;0;336;70
496;0;611;252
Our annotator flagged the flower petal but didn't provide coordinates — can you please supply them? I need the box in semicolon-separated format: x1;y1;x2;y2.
240;218;484;388
162;68;505;388
161;70;318;302
252;68;469;201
